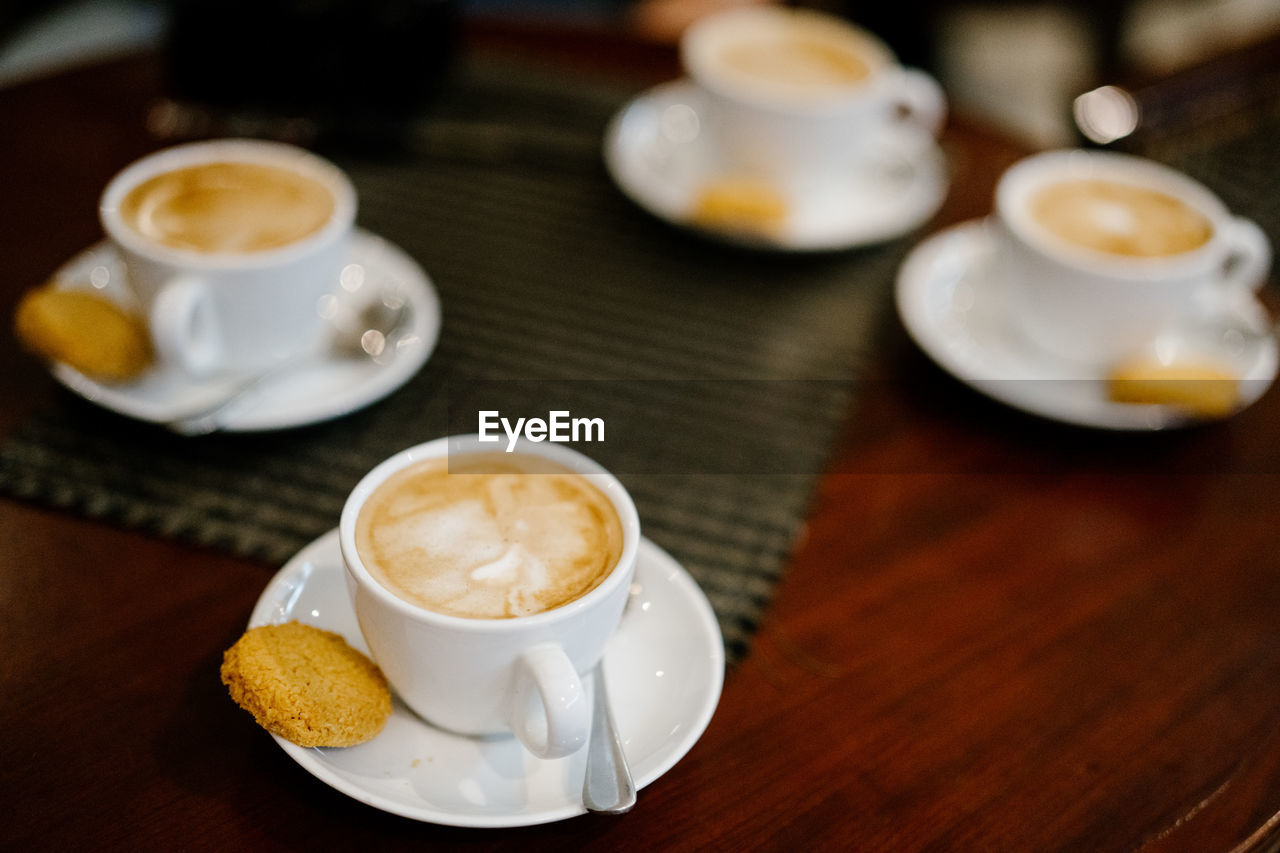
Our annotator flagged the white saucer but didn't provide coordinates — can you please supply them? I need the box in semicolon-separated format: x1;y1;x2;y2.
896;219;1279;430
46;229;441;432
247;529;725;827
603;79;948;252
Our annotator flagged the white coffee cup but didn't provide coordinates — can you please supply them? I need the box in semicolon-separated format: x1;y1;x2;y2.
994;149;1272;368
99;139;357;377
679;6;945;195
338;435;641;760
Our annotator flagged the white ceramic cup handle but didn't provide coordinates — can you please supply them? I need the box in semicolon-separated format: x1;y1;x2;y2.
150;276;222;376
1196;216;1272;320
506;643;589;759
894;68;947;136
1221;216;1272;294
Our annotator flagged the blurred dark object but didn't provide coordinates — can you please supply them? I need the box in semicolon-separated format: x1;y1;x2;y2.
161;0;459;151
0;0;67;50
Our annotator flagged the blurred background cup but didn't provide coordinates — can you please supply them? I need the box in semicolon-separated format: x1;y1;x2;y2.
160;0;459;150
994;148;1271;368
679;5;946;197
99;138;357;376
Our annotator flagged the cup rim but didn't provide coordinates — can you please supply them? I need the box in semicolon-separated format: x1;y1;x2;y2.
99;138;357;269
338;435;642;633
680;5;896;115
995;148;1232;280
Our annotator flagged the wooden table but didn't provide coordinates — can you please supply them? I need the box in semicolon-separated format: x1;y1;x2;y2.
3;23;1280;852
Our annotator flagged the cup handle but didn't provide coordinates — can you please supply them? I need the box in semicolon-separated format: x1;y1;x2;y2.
150;276;222;376
1221;216;1272;294
894;68;947;136
1194;216;1272;319
505;643;589;760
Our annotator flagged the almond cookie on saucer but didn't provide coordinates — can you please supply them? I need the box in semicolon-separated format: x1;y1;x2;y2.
14;285;152;382
1107;358;1240;419
690;176;788;239
221;621;392;748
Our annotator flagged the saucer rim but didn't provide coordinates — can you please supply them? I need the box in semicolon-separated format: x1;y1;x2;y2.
45;228;441;432
895;218;1279;430
603;78;948;252
248;528;726;827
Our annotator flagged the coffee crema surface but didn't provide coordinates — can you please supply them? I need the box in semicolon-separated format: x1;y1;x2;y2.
718;35;870;94
1029;179;1213;258
119;161;335;254
354;455;624;619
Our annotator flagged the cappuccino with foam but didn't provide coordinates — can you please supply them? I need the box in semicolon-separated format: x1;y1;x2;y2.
1029;179;1213;258
354;454;624;619
119;161;335;254
715;29;872;96
993;149;1272;369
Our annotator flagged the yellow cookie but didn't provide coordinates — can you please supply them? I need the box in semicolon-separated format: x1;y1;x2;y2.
14;285;152;382
1107;359;1240;418
221;621;392;748
690;176;789;238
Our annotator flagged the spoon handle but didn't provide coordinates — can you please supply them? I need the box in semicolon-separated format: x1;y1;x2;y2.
582;661;636;814
163;366;285;436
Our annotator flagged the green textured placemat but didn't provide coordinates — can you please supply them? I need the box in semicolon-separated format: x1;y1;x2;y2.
0;57;911;664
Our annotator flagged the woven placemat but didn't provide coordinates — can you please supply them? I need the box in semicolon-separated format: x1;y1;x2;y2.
0;58;911;664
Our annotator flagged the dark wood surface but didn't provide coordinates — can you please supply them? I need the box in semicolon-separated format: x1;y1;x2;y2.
3;24;1280;853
